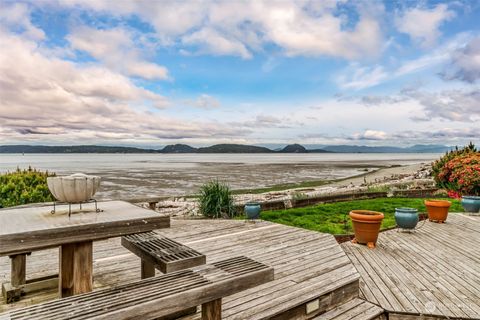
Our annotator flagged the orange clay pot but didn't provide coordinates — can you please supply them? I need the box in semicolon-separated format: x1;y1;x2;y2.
424;199;451;223
349;210;384;249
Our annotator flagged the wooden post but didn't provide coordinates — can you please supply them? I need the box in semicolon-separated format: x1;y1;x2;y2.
141;260;155;279
202;299;222;320
10;254;27;287
59;241;93;297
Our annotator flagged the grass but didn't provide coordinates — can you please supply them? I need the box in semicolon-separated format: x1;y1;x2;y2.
259;197;463;235
231;179;331;194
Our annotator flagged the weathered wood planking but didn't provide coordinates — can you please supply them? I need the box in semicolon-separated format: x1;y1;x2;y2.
1;256;273;320
0;201;170;255
121;231;206;275
342;213;480;319
312;298;384;320
0;220;359;319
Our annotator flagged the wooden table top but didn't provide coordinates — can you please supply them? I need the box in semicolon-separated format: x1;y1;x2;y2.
0;201;170;256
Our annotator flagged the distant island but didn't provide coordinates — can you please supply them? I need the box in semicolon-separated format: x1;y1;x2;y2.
0;144;453;154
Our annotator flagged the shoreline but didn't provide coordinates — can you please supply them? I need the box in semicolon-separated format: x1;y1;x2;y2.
150;162;435;216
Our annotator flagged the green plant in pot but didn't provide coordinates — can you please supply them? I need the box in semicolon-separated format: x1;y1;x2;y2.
198;180;236;218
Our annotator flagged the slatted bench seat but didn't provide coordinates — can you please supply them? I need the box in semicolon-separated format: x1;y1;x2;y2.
0;256;274;320
121;231;206;278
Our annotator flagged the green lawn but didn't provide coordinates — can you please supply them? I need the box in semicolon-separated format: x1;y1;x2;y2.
260;198;463;235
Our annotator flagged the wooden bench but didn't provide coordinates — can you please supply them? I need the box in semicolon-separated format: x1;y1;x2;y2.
0;256;274;320
121;231;206;278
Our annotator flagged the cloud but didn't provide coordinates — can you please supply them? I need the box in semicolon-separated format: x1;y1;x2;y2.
54;0;385;60
404;88;480;122
356;86;480;123
0;2;45;40
336;33;472;90
395;4;455;47
0;29;248;144
360;95;407;106
442;36;480;83
188;94;221;109
67;26;169;80
336;64;388;90
182;28;252;59
351;130;388;140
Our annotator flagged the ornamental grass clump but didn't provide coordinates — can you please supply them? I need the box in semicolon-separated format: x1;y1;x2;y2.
432;142;480;196
198;180;236;218
0;167;55;208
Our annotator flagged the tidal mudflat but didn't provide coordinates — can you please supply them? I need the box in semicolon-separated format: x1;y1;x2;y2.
0;153;439;200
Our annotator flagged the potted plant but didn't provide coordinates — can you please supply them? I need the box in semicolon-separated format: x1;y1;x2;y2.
461;196;480;213
245;202;261;219
395;207;419;230
349;210;384;249
424;199;451;223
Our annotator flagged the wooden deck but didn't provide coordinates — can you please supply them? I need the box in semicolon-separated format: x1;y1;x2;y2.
342;213;480;319
0;219;360;319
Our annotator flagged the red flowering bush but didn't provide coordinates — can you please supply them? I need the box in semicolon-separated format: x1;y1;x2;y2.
435;153;480;196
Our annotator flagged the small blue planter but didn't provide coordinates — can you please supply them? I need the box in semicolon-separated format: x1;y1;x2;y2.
395;207;419;230
245;202;261;219
461;196;480;213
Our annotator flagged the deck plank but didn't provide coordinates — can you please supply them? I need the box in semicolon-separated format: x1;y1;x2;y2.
342;213;480;319
0;219;358;319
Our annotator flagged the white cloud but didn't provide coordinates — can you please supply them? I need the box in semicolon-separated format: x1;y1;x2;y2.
67;26;169;80
351;130;388;140
395;4;455;47
337;64;388;90
182;28;252;59
405;88;480;122
0;2;45;40
337;33;473;90
188;94;221;109
0;29;247;143
54;0;385;60
443;36;480;83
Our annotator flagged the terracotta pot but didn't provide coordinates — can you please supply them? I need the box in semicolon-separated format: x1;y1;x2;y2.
349;210;384;249
424;199;451;223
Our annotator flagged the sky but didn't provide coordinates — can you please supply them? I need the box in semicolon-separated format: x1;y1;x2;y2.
0;0;479;148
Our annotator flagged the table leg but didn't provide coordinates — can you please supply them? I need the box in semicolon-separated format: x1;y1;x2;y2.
59;241;93;297
10;254;27;287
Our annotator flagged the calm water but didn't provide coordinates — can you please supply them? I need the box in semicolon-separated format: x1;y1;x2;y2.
0;153;439;200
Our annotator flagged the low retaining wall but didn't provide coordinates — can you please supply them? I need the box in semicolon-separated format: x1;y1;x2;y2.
392;188;439;198
234;191;388;213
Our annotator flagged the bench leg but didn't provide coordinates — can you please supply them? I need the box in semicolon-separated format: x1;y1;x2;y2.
60;241;93;297
2;253;29;303
141;260;155;279
202;298;222;320
11;254;27;287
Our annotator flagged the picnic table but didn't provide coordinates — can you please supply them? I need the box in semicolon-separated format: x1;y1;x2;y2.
0;200;170;300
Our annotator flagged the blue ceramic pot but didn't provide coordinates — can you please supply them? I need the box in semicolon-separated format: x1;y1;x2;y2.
461;196;480;213
395;207;419;230
245;202;261;219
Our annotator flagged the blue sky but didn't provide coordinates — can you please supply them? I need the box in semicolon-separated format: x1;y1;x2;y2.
0;0;479;147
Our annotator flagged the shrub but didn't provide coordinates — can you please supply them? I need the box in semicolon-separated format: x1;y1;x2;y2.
432;142;477;183
198;180;236;218
0;167;55;208
436;153;480;196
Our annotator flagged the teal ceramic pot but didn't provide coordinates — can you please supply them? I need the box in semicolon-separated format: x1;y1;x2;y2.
245;202;261;219
461;196;480;213
395;207;419;230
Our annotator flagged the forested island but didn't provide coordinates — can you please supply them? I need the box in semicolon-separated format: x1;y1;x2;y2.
0;144;452;154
